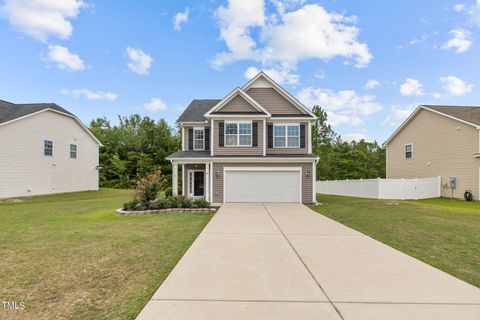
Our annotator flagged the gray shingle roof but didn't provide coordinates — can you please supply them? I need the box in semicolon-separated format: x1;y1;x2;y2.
424;105;480;126
0;99;74;125
177;99;220;122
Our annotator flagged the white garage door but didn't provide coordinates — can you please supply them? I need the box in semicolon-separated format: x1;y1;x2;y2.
224;168;301;203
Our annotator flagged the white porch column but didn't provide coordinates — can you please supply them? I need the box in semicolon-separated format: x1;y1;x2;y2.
172;161;178;196
205;162;210;202
181;164;185;196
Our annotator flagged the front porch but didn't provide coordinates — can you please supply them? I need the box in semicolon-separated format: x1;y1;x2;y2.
171;161;212;203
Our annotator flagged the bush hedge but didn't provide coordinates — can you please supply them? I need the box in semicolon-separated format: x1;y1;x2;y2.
123;195;210;211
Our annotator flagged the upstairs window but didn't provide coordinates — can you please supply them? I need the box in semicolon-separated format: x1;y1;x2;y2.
44;140;53;156
70;144;77;159
273;124;300;148
225;122;252;146
405;144;413;159
193;128;204;150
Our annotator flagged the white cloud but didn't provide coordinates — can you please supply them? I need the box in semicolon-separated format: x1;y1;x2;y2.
244;66;299;85
454;4;466;12
439;76;474;96
397;33;429;49
144;98;167;112
212;1;372;75
342;132;369;142
466;0;480;26
126;47;153;75
433;92;443;99
381;105;415;127
400;78;425;96
61;89;117;101
173;7;189;31
365;79;380;90
298;87;382;127
46;45;84;72
0;0;85;42
442;29;472;53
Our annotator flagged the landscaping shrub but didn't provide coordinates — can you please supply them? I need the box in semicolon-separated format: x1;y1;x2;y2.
133;169;167;206
164;187;173;197
149;198;167;210
181;197;193;208
123;194;210;211
193;198;210;208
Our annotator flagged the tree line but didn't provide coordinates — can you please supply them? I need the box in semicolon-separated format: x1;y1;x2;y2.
89;107;385;188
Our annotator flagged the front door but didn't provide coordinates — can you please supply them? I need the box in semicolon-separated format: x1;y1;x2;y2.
191;171;205;197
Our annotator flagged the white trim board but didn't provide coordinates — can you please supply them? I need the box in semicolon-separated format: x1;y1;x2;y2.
0;108;103;146
242;71;316;118
384;105;480;146
204;87;271;117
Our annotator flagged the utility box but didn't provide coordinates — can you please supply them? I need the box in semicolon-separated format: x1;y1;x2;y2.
449;176;457;189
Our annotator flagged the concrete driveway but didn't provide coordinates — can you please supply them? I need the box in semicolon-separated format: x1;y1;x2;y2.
137;203;480;320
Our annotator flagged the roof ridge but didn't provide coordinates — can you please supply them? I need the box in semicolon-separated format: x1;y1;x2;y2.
422;104;480;108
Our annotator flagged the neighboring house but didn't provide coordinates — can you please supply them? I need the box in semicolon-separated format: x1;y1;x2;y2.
384;105;480;200
0;100;102;199
167;72;318;204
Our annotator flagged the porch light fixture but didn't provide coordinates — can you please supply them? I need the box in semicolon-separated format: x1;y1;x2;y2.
305;170;311;177
215;171;220;178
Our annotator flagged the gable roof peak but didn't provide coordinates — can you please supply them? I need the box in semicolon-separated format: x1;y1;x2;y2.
204;87;271;117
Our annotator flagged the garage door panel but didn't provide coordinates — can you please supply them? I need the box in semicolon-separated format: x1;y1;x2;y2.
225;170;300;203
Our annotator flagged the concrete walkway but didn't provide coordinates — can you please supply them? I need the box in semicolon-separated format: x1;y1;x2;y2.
136;203;480;320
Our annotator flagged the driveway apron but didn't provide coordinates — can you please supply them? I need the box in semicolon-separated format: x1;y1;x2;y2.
136;203;480;320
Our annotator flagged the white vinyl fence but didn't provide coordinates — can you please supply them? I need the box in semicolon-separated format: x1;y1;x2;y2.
316;177;441;200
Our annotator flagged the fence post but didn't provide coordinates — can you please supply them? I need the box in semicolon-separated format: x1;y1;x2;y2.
377;177;380;199
414;177;418;200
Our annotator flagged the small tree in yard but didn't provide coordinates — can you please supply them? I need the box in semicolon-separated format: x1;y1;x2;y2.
133;169;167;206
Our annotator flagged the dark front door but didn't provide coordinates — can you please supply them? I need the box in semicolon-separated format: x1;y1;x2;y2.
193;171;205;197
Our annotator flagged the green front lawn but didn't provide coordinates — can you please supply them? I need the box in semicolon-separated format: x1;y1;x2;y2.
311;195;480;288
0;189;212;319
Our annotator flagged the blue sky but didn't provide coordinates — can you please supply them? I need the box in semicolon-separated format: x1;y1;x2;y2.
1;0;480;143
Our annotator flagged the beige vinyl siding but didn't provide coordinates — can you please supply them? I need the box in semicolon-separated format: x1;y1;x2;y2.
267;121;309;155
183;126;210;151
246;87;304;115
212;162;313;203
0;111;99;199
213;120;263;156
387;108;479;200
215;95;258;113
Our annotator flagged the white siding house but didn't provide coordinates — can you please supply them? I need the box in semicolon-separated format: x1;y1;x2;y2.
0;100;102;199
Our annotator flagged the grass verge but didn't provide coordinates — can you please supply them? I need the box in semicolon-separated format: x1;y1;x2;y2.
311;195;480;288
0;189;212;319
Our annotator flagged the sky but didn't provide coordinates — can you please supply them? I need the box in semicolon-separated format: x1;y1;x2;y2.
1;0;480;143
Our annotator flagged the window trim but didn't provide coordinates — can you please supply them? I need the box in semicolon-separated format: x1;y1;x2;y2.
273;123;300;148
224;121;253;147
70;144;77;159
404;143;413;159
44;139;53;157
193;127;205;151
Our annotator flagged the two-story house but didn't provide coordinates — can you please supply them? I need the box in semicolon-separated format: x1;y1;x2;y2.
384;105;480;200
166;72;318;205
0;99;102;199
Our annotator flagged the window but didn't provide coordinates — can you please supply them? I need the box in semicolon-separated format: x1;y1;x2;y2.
44;140;53;156
225;122;252;146
405;144;413;159
273;124;300;148
193;128;204;150
70;144;77;159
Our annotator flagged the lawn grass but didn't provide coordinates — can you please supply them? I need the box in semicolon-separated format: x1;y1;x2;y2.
311;195;480;288
0;189;212;319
